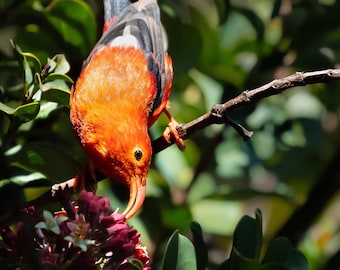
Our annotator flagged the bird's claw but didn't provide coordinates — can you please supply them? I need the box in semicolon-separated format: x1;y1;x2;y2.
163;119;185;151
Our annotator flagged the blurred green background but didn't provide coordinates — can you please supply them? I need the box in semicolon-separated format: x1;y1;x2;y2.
0;0;339;269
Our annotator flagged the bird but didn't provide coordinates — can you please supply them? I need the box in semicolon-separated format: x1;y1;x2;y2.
70;0;183;219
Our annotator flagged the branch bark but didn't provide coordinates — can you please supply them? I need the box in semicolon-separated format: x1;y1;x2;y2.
152;68;340;153
2;68;340;226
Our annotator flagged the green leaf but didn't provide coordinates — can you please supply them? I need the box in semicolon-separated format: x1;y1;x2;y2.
35;221;47;230
56;215;68;225
44;73;73;84
50;225;61;235
189;6;220;68
21;52;43;74
189;68;223;110
40;72;72;106
23;55;33;85
0;102;15;115
190;222;208;270
64;235;73;242
46;58;57;74
41;87;70;107
8;172;46;187
7;142;80;182
45;0;97;56
262;237;309;270
0;171;48;188
49;54;70;74
36;210;61;235
64;236;94;252
162;231;197;270
11;40;42;84
128;259;144;270
43;209;54;220
228;248;263;270
214;0;231;25
261;263;288;270
235;7;264;41
12;102;40;123
232;209;263;260
166;19;202;74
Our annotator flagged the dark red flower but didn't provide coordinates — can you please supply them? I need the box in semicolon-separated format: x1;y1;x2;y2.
0;190;150;269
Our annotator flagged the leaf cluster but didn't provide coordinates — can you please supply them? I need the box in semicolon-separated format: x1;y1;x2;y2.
162;210;308;270
0;1;340;269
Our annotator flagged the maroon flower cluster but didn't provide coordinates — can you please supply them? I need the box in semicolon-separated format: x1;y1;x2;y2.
0;189;150;269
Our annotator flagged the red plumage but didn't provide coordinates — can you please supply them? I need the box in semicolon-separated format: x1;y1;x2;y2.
70;0;180;219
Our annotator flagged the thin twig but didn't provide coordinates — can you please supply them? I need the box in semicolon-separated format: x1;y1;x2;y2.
2;69;340;225
152;68;340;153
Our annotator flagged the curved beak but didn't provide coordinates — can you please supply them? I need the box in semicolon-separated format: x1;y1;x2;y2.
122;176;146;219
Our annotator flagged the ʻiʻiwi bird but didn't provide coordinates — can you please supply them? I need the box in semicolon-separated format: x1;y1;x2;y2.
70;0;183;219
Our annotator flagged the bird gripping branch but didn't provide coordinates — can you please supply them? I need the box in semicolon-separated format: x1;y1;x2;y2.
70;0;183;219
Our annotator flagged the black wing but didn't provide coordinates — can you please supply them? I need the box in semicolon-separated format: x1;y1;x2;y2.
85;0;168;114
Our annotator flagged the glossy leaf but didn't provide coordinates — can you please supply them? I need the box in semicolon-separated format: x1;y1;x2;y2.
0;172;47;188
263;237;309;270
0;102;15;115
162;231;197;270
190;222;208;270
41;87;70;107
232;209;262;260
12;102;40;123
44;73;73;84
128;259;144;270
11;40;42;84
7;142;80;182
48;54;71;75
228;248;263;270
21;52;42;75
46;0;97;55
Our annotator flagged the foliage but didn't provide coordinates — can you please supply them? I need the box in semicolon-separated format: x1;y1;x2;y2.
0;0;340;269
162;209;308;270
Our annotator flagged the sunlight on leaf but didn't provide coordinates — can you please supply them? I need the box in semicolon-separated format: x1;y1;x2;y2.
49;54;70;74
0;102;15;115
0;172;46;188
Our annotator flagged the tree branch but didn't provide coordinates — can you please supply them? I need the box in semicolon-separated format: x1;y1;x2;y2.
152;68;340;153
2;69;340;226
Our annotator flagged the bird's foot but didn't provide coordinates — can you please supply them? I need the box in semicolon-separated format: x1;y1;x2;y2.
163;109;185;151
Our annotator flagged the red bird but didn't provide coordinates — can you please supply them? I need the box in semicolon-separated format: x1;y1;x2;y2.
70;0;183;219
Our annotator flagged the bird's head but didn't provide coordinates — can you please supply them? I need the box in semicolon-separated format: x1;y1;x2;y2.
81;107;152;219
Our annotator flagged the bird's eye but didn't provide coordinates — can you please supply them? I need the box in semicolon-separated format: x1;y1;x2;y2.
134;148;143;161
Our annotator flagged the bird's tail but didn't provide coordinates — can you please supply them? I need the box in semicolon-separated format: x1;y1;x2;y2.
103;0;136;23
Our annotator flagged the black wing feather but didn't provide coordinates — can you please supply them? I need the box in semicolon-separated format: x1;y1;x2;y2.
85;0;167;114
